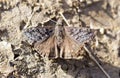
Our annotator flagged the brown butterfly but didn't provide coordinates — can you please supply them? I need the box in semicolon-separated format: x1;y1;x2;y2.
24;25;95;59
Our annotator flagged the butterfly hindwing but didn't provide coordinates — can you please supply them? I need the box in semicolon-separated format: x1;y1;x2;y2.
60;35;81;59
34;35;56;58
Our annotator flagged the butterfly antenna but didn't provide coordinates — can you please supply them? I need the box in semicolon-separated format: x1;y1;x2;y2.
59;12;71;27
23;9;36;30
84;45;111;78
50;19;57;24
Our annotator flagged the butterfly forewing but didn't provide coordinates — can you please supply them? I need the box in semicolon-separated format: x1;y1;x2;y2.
24;26;54;44
64;27;95;45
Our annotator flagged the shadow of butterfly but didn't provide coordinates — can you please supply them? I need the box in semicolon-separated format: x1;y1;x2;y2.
24;26;95;59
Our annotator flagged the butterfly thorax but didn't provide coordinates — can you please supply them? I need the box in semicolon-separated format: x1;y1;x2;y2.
54;26;64;46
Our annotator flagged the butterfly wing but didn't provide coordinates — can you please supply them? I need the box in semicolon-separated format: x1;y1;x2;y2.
24;26;54;44
60;35;81;59
65;27;95;45
24;26;56;58
60;27;95;59
34;35;56;58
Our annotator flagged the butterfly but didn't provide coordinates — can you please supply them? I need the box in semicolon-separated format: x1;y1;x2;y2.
24;25;95;59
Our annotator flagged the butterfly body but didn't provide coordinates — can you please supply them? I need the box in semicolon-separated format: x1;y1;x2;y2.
54;26;64;46
24;26;95;59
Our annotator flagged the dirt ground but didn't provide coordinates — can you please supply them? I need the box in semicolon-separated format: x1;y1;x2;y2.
0;0;120;78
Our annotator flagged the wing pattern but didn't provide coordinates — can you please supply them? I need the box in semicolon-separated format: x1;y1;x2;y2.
24;26;95;59
60;27;95;59
24;26;54;44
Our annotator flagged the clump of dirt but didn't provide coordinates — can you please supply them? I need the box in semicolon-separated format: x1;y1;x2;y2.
0;0;120;78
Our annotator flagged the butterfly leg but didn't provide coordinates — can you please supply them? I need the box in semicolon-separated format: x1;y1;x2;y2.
60;46;64;58
55;40;59;58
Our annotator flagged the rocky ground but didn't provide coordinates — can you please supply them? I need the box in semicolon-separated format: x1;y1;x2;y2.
0;0;120;78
